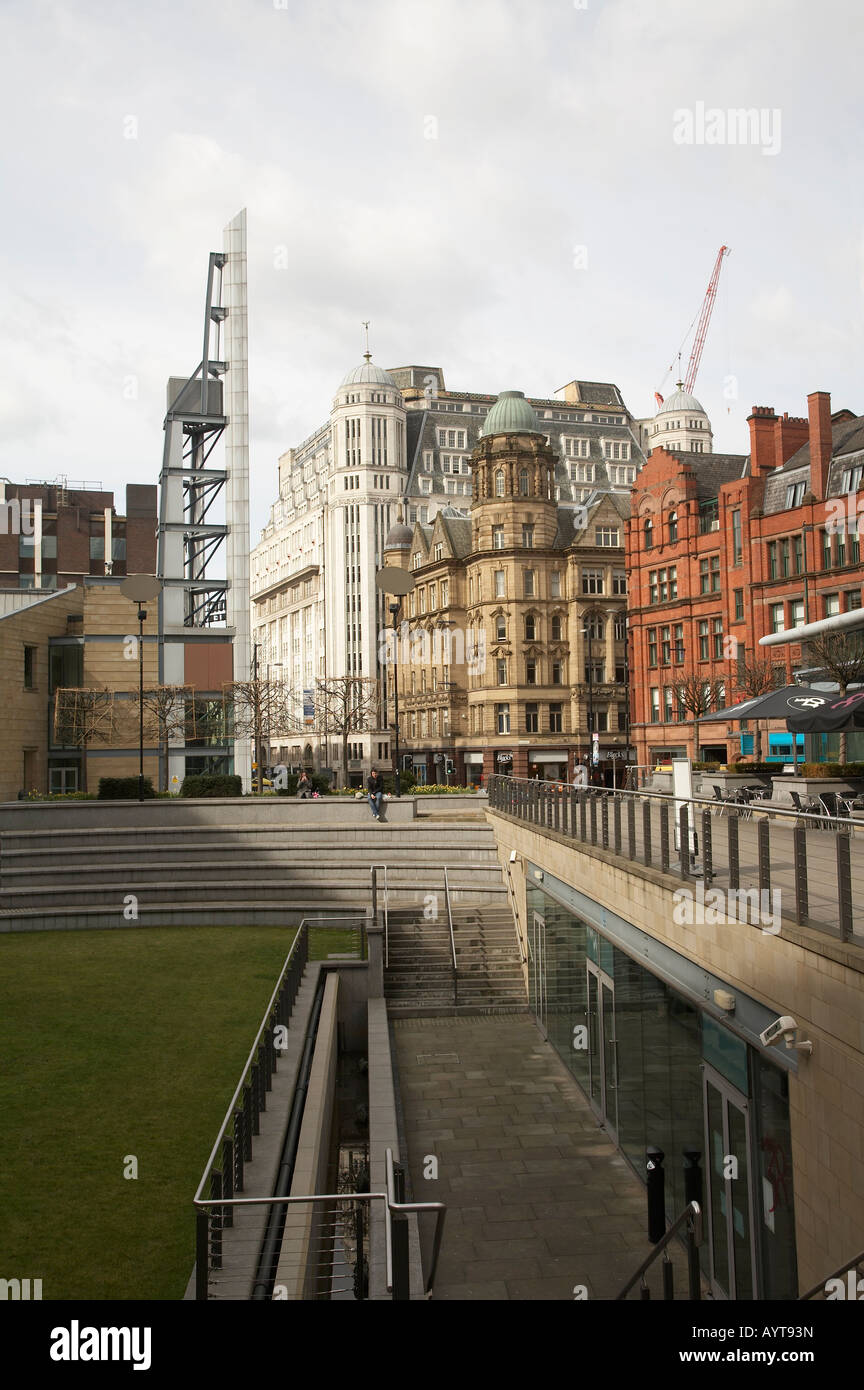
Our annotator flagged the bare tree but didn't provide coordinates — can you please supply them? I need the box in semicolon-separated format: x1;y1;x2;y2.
671;669;725;762
223;678;299;792
805;631;864;763
313;676;379;786
734;652;784;761
53;688;116;793
132;685;196;791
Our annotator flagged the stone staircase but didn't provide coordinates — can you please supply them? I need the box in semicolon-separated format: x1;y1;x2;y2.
384;901;527;1016
0;821;509;932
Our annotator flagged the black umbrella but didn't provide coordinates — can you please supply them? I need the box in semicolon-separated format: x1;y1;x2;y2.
717;685;837;723
786;689;864;733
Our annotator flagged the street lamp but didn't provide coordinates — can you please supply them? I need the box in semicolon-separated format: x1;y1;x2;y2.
376;566;416;798
267;661;283;773
120;575;163;802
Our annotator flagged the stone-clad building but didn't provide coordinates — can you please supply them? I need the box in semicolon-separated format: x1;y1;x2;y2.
252;356;644;781
383;391;632;786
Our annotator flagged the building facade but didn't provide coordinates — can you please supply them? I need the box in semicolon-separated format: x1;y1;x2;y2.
252;359;645;781
627;390;864;766
383;391;632;786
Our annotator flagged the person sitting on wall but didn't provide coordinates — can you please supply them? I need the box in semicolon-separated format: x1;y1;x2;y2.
297;770;312;799
367;767;384;820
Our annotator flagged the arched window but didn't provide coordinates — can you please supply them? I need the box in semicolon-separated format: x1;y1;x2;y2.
668;510;678;543
496;616;506;642
551;614;562;641
519;468;529;496
495;469;505;497
644;517;654;549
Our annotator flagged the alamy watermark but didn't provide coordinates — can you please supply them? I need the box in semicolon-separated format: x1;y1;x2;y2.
0;498;36;536
673;883;781;935
378;622;486;675
673;102;781;157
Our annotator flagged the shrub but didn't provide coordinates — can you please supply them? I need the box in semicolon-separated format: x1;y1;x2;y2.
797;763;864;779
693;761;720;772
180;773;242;798
97;777;155;800
731;762;774;776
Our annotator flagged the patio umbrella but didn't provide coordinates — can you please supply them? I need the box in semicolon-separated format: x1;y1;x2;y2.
716;685;836;723
785;688;864;733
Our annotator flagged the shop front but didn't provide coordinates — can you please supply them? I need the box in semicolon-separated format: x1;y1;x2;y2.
526;871;798;1299
527;749;569;783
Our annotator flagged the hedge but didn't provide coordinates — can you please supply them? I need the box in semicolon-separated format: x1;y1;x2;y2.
97;777;155;800
798;763;864;779
275;772;332;796
180;774;242;798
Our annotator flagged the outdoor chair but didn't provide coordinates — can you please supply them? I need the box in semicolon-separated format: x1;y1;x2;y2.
711;785;728;816
819;792;853;827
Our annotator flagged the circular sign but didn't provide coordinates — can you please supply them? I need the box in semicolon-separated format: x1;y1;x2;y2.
120;574;163;602
376;567;415;597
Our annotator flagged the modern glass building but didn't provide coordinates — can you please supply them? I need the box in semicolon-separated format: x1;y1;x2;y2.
525;868;798;1299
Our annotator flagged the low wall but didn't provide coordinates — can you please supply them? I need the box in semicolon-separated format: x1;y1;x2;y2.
0;796;418;831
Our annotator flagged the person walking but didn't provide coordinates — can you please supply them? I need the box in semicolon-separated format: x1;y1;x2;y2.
367;767;384;820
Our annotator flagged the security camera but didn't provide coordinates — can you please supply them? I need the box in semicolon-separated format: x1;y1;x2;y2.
759;1015;813;1054
759;1016;798;1048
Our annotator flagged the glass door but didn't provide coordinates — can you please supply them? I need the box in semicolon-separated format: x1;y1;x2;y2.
530;911;547;1035
703;1067;757;1299
586;962;618;1141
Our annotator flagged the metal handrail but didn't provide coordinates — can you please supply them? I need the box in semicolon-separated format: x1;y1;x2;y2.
615;1201;703;1300
370;865;390;967
490;773;860;831
443;866;457;1005
505;859;527;964
194;1148;446;1298
799;1247;864;1300
194;922;308;1206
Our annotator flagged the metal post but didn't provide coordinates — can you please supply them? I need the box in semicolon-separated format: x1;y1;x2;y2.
662;1258;675;1301
660;802;670;871
390;600;402;796
137;602;145;801
728;816;739;891
196;1211;210;1300
646;1146;665;1244
601;794;609;849
757;819;770;906
589;793;597;845
793;824;808;921
679;805;691;881
701;811;712;885
628;797;636;859
837;832;853;942
391;1214;410;1300
613;795;622;854
643;800;652;866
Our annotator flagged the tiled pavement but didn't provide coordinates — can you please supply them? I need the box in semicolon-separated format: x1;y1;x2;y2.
392;1013;700;1301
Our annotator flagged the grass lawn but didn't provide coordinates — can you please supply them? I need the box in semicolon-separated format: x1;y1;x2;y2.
0;925;300;1300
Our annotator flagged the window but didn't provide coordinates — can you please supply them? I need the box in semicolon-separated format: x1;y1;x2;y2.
770;603;785;634
793;534;804;574
584;612;603;640
668;511;678;543
519;469;530;496
713;618;724;659
791;600;805;628
824;593;840;618
674;624;684;663
549;702;563;732
596;711;608;732
419;588;426;614
649;571;659;605
617;707;627;731
582;568;604;595
700;556;720;593
494;570;505;598
767;541;778;580
526;659;537;685
596;526;619;547
496;658;507;685
650;688;660;723
664;687;674;723
732;509;742;565
522;524;534;549
495;470;505;497
492;525;505;549
434;543;443;560
496;703;510;734
661;626;671;665
734;589;744;621
24;645;36;689
614;612;626;641
551;614;562;641
698;620;709;660
523;570;535;597
648;628;658;667
612;570;626;595
846;589;862;611
822;528;832;569
412;553;422;570
441;580;448;607
423;452;433;472
644;517;654;549
550;572;561;598
551;660;563;685
525;615;536;641
496;617;506;641
699;499;719;533
563;436;590;458
841;464;863;493
428;583;436;610
525;702;539;732
785;481;806;509
780;537;791;577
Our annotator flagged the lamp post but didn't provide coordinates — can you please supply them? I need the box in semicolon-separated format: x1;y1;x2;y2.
120;575;163;802
252;641;262;793
375;565;415;799
266;661;283;774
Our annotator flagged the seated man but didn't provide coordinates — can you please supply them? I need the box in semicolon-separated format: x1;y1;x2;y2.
367;767;384;820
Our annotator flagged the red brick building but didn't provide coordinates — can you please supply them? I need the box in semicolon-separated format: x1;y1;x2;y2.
0;479;156;591
626;391;864;766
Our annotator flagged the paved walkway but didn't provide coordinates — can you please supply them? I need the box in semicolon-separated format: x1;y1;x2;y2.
392;1014;697;1300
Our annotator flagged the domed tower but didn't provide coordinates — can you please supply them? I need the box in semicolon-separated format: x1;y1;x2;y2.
649;383;713;454
331;353;407;486
471;390;558;550
383;508;414;574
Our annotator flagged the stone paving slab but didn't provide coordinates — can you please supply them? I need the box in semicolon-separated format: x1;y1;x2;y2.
393;1014;701;1302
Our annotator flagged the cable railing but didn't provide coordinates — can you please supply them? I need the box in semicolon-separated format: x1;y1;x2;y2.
193;1149;446;1300
615;1201;703;1301
487;774;864;943
505;855;527;964
443;866;458;1006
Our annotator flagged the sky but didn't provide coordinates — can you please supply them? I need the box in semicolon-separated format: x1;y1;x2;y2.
1;0;863;538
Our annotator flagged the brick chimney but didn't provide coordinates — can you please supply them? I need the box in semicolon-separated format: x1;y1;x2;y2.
747;406;778;473
774;413;809;469
807;391;833;500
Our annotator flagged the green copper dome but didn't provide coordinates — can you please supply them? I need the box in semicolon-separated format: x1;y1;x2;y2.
480;390;542;438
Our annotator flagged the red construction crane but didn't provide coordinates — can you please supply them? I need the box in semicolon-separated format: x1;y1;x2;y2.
656;245;730;404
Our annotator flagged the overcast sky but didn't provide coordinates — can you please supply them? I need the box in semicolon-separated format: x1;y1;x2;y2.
1;0;862;536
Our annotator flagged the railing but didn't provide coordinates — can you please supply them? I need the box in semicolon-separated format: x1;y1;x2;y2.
505;856;527;964
615;1201;703;1301
798;1248;864;1300
443;866;458;1006
487;774;864;943
370;865;390;967
193;1150;446;1300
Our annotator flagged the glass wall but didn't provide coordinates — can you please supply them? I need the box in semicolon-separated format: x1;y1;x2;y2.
526;880;797;1297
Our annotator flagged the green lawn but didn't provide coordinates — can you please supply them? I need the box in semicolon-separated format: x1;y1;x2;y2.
0;925;299;1300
